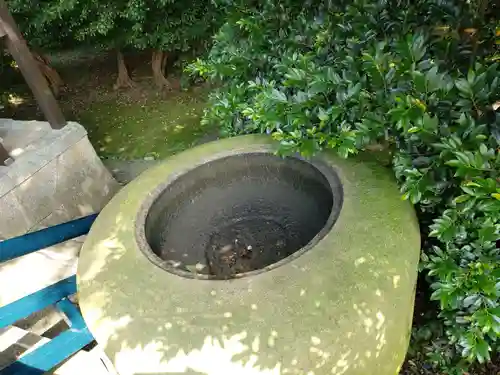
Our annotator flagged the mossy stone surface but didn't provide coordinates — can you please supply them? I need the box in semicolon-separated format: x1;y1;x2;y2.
77;135;420;375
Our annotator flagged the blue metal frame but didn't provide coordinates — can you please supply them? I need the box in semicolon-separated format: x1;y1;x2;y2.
0;276;77;328
0;214;98;375
0;214;97;262
0;213;97;263
2;315;94;375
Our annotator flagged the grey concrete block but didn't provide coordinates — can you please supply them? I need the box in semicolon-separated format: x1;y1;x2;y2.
31;122;87;162
14;159;58;227
30;204;74;232
0;120;51;153
0;173;16;198
55;137;120;217
1;122;87;192
0;120;119;234
0;190;32;240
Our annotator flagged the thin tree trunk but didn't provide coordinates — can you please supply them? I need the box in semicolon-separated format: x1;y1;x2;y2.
152;50;170;89
32;52;63;97
113;50;134;90
161;52;167;73
0;0;66;128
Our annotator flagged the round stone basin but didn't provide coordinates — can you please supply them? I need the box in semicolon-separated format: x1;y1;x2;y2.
77;135;420;375
143;153;342;279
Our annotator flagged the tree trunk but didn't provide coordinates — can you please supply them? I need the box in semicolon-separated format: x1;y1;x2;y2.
0;0;66;128
113;50;134;90
161;52;167;73
32;52;63;97
152;50;170;89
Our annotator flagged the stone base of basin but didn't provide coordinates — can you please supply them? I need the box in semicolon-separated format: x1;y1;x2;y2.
78;135;420;375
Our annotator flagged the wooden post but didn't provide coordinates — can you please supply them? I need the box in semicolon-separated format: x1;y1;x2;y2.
0;0;66;129
0;141;10;166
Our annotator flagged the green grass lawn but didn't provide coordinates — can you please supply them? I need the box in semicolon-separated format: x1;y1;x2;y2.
74;89;217;160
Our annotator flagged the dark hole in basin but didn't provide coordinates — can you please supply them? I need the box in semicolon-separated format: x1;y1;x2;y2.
143;153;342;279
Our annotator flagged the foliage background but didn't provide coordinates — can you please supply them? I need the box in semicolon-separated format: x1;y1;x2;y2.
191;0;500;371
2;0;223;90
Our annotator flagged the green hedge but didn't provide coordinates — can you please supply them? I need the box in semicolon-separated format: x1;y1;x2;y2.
190;0;500;371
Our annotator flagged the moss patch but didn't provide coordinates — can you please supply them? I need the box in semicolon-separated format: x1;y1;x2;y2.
75;90;216;160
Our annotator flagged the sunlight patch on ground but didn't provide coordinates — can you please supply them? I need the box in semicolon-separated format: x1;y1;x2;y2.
78;90;217;160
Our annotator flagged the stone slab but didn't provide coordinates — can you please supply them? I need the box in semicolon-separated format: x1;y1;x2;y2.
0;120;87;195
0;189;32;240
0;120;120;239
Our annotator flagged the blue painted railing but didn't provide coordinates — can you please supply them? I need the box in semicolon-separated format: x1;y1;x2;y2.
0;213;97;263
0;214;98;375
